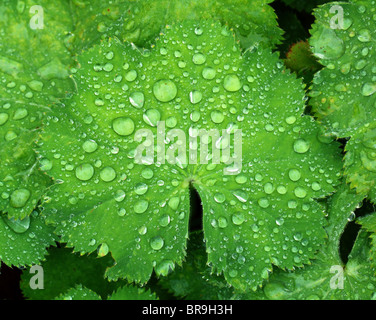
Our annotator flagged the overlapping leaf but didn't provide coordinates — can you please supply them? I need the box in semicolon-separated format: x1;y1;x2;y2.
260;183;376;300
0;0;74;220
309;0;376;201
0;210;56;267
70;0;282;52
38;20;342;291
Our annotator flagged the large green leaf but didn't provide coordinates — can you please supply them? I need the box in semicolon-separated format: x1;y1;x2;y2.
38;20;342;291
0;0;74;219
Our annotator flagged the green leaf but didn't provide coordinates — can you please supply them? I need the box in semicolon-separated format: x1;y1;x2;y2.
260;183;376;300
309;0;375;137
0;210;56;267
21;246;125;300
108;285;158;300
0;0;74;219
70;0;282;52
284;41;322;83
39;20;342;291
55;284;102;300
357;212;376;269
309;0;376;200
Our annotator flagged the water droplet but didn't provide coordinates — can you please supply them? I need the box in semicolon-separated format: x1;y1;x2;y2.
134;199;149;214
134;183;148;195
150;236;164;250
83;140;98;153
312;28;344;60
13;108;28;120
114;190;126;202
189;90;202;104
98;243;109;257
129;92;145;108
138;226;147;235
168;196;180;210
155;260;174;276
214;192;226;203
0;113;9;125
263;182;274;194
100;167;116;182
361;83;376;96
288;169;301;181
218;216;228;228
223;74;242;92
293;139;310;154
190;110;201;122
125;70;137;81
112;117;135;136
210;110;224;124
258;198;270;208
3;215;30;233
194;27;203;35
141;168;154;179
75;164;94;181
103;63;113;72
358;29;371;42
192;53;206;65
143;109;161;127
232;213;245;225
159;215;171;227
202;67;216;80
153;80;177;102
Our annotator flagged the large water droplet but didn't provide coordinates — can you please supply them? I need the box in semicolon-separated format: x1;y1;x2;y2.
210;110;224;124
189;90;203;104
98;243;109;257
134;199;149;214
75;163;94;181
141;168;154;179
143;109;161;127
3;215;30;233
9;188;31;208
100;167;116;182
83;140;98;153
361;83;376;96
150;236;164;250
192;53;206;65
288;169;301;181
202;67;216;80
0;113;9;126
312;28;344;60
129;92;145;108
223;74;242;92
134;183;148;195
153;80;177;102
112;117;135;136
293;139;310;154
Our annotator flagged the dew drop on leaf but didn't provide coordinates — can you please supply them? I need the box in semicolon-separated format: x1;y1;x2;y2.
75;164;95;181
293;139;310;154
112;117;135;136
223;74;242;92
100;167;116;182
150;236;164;250
9;189;31;208
153;79;177;102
